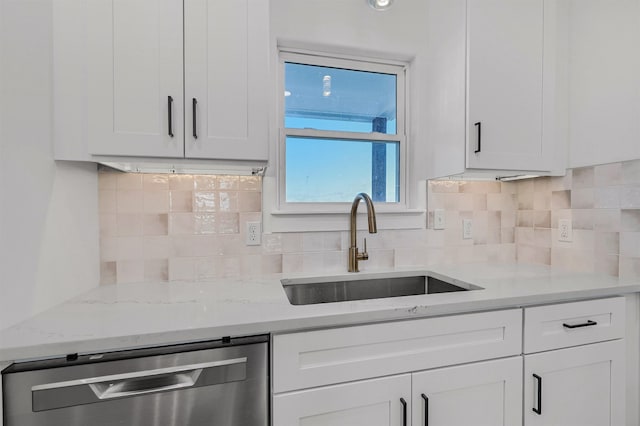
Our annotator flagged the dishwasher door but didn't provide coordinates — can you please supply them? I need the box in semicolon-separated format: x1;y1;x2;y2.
2;336;268;426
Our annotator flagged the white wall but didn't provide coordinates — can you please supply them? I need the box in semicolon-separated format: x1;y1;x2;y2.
0;0;99;330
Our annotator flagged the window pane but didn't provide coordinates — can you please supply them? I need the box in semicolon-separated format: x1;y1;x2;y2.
285;137;400;203
285;63;397;134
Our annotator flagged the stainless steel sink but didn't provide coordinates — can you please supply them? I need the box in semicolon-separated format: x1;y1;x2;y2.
281;273;482;305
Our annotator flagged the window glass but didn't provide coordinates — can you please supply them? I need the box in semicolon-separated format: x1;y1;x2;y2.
284;63;397;134
285;136;400;203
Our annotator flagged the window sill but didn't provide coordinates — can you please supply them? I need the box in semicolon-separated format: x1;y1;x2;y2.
266;209;426;233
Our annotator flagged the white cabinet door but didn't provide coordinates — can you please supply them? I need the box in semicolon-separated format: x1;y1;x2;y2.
87;0;184;157
184;0;269;161
524;340;625;426
467;0;547;171
412;357;523;426
273;374;411;426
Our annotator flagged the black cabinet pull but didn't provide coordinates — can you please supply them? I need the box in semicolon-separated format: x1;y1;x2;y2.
192;98;198;139
474;122;482;153
400;398;407;426
532;374;542;415
563;320;597;329
421;393;429;426
167;96;174;138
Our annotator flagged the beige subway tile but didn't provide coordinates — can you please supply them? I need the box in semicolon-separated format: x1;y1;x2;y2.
169;213;195;235
534;228;552;248
533;191;551;211
239;254;262;276
142;236;171;259
116;260;145;283
550;247;594;273
460;181;501;194
220;255;242;278
196;257;219;280
517;179;534;196
593;209;621;231
551;209;572;229
116;237;144;260
98;172;117;190
501;211;517;228
99;190;117;213
620;232;640;257
116;173;143;190
282;253;304;273
144;259;168;282
571;188;594;209
621;209;640;231
170;191;193;212
143;191;169;213
168;257;197;281
100;261;117;285
619;256;640;279
572;209;594;230
501;228;515;244
517;245;551;265
550;171;572;191
239;191;262;212
143;174;169;190
429;180;460;193
473;194;487;210
194;175;217;190
621;160;640;184
117;214;143;236
169;175;194;190
572;166;594;189
517;210;534;227
501;182;518;194
595;232;619;255
100;213;117;238
533;176;551;193
620;186;640;208
171;235;219;257
551;190;571;209
100;237;118;262
517;190;534;210
281;233;304;253
594;186;621;208
322;251;349;273
143;214;168;236
217;175;239;190
219;191;240;212
394;247;429;267
217;213;239;234
261;254;283;274
239;176;261;191
595;255;619;277
516;227;535;245
594;163;622;187
117;190;144;213
533;211;551;228
194;191;217;212
194;213;216;234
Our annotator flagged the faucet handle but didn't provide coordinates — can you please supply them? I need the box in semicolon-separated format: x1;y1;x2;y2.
363;238;367;254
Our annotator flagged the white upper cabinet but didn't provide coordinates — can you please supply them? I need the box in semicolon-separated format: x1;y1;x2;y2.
86;0;184;158
184;0;269;161
424;0;564;179
55;0;268;163
467;0;546;171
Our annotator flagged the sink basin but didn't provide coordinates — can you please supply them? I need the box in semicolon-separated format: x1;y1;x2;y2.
281;273;482;305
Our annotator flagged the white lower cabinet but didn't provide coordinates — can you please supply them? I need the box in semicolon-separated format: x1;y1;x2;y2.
524;339;625;426
412;357;522;426
273;374;411;426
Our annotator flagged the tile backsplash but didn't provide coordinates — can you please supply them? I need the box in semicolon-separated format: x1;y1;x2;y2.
98;171;518;284
98;159;640;284
514;159;640;279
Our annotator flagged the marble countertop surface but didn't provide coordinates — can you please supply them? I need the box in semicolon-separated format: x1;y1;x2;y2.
1;263;639;363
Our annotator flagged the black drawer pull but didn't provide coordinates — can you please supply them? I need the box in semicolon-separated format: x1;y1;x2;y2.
167;96;174;138
563;320;597;329
533;374;542;415
192;98;198;139
400;398;407;426
421;393;429;426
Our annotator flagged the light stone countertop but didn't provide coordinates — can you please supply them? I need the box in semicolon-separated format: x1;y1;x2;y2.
1;263;640;364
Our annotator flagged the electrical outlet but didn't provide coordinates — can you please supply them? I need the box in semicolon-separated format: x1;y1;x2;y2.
246;221;261;246
558;219;572;242
462;219;472;239
434;209;446;230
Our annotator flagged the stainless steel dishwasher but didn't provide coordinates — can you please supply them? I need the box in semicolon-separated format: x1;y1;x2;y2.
2;335;268;426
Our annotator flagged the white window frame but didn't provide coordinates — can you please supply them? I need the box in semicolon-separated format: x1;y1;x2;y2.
277;50;409;214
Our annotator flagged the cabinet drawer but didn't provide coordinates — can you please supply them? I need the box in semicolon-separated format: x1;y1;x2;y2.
524;297;625;354
273;309;522;393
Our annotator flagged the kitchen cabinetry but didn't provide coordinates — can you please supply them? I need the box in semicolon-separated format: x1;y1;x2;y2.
424;0;564;179
273;297;626;426
54;0;268;163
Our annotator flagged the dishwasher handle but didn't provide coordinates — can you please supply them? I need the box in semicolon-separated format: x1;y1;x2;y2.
32;358;247;411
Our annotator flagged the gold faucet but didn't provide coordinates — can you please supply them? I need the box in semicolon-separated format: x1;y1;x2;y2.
348;193;378;272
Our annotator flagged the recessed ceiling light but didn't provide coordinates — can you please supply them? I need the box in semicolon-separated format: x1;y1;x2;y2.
284;90;291;97
367;0;394;11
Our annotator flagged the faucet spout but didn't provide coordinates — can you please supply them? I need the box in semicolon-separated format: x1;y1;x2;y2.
349;193;377;272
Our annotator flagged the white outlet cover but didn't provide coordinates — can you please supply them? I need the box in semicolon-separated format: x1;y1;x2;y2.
246;221;261;246
558;219;572;242
462;219;472;239
434;210;446;230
